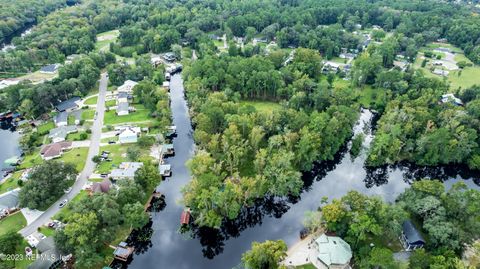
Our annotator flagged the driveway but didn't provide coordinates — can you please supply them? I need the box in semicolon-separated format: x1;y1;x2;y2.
19;72;108;237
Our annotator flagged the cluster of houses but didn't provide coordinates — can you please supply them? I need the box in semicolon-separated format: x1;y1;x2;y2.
116;80;137;116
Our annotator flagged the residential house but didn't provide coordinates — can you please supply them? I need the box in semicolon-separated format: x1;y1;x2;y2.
118;127;140;144
151;55;163;67
26;232;46;248
117;80;138;93
55;97;81;112
89;179;112;195
393;61;409;72
65;54;81;65
0;189;20;217
54;111;68;127
49;125;77;143
40;64;60;74
28;237;66;269
400;220;426;251
314;233;352;269
322;62;341;73
162;52;176;62
40;141;72;160
441;93;463;106
110;162;144;180
116;102;130;116
162;144;175;156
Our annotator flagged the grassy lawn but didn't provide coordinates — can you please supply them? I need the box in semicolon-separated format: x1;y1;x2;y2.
329;56;348;64
103;104;151;125
105;100;116;107
101;136;118;143
17;70;57;84
0;173;21;195
239;100;282;114
54;190;88;222
296;264;316;269
448;66;480;90
82;109;95;120
58;147;89;172
95;29;119;52
0;212;27;236
425;42;463;53
96;144;129;174
68;115;76;125
37;121;55;135
38;226;55;237
358;86;389;109
67;131;89;141
84;95;98;105
18;150;43;169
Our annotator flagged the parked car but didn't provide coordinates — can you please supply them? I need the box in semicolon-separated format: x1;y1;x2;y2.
64;187;72;194
108;140;116;144
59;199;68;208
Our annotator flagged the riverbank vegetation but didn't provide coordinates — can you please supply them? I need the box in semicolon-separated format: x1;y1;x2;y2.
301;180;480;268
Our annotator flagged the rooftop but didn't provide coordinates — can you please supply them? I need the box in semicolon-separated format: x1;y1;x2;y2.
402;220;425;245
40;64;60;73
56;97;80;112
315;233;352;266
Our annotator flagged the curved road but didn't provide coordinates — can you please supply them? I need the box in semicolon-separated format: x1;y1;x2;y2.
20;72;108;237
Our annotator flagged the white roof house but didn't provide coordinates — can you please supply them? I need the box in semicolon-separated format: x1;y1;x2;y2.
48;125;77;143
433;69;449;76
0;79;20;90
110;162;143;180
116;102;130;116
117;80;138;93
118;128;139;144
441;93;463;106
315;234;352;269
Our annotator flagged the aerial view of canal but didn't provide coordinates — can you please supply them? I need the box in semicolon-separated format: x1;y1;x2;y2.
123;73;480;269
0;128;21;180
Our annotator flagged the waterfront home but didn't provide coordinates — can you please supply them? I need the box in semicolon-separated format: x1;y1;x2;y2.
162;144;175;156
162;52;176;62
117;80;138;93
314;233;352;269
55;97;81;112
0;189;20;217
151;55;163;67
54;111;68;127
40;64;60;74
113;242;134;262
322;62;341;73
26;232;46;248
49;125;78;143
40;141;72;160
162;81;170;91
400;220;425;251
29;237;65;269
118;127;139;144
110;162;143;180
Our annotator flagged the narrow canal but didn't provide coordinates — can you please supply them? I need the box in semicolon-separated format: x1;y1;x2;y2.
0;129;21;180
127;74;479;269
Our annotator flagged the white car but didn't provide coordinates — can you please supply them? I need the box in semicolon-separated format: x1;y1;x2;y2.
59;199;68;208
64;187;72;194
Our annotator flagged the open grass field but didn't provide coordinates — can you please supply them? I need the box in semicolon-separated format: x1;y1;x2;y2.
17;70;57;84
448;67;480;90
59;147;89;171
239;100;282;114
104;104;151;125
358;86;389;109
82;109;95;120
0;212;26;236
83;95;98;105
18;150;43;169
95;29;119;52
105;100;116;107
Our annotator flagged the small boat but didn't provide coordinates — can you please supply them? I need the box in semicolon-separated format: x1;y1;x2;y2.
180;208;191;225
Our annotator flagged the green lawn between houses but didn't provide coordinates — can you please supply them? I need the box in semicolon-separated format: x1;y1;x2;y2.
81;109;95;120
83;95;98;105
0;212;26;236
36;121;55;135
103;104;151;125
58;147;89;172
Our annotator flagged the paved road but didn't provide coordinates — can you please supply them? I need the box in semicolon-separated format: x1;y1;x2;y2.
20;72;108;236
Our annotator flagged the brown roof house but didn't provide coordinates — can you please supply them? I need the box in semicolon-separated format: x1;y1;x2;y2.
89;179;112;195
40;141;72;160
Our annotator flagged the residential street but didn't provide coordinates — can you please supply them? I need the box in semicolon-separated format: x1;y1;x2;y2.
19;72;108;237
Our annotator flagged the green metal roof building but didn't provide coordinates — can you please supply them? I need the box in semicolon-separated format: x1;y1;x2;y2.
315;234;352;268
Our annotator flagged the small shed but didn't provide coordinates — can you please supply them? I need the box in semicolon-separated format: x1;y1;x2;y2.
113;242;134;262
401;220;425;251
159;164;171;177
162;144;174;156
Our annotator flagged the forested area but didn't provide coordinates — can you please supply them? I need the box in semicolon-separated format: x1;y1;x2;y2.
181;48;359;228
0;0;68;44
